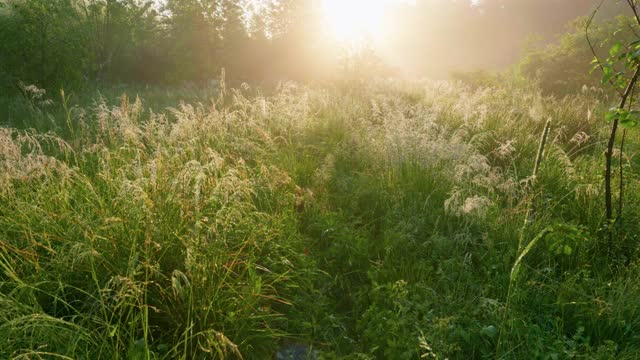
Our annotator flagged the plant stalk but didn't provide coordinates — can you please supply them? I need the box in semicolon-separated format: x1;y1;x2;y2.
605;67;640;231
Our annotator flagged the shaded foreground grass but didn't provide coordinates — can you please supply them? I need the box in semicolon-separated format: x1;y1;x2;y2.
2;81;640;359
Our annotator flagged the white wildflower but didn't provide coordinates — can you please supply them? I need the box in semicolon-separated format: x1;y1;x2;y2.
461;196;493;218
495;140;516;159
445;190;492;219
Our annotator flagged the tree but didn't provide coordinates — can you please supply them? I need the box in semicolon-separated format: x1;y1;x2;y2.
518;16;637;95
219;0;249;83
81;0;161;82
588;1;640;251
0;0;87;90
163;0;220;83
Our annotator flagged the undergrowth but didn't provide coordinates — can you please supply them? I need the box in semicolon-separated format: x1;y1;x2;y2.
1;80;640;359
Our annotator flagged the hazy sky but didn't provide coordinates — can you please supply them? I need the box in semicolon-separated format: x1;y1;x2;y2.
371;0;626;77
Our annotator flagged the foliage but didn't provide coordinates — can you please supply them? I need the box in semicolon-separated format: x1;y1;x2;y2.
2;79;640;358
1;0;623;95
0;0;88;90
586;1;640;247
518;16;640;95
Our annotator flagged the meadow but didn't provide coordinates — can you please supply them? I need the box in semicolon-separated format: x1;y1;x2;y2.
2;78;640;359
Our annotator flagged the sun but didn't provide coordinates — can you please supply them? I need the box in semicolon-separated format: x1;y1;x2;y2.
322;0;390;44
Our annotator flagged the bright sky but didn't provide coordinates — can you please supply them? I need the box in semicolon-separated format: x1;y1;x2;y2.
155;0;479;46
322;0;414;44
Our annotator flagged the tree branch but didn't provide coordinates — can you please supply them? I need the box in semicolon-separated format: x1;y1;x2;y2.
605;66;640;225
586;0;624;97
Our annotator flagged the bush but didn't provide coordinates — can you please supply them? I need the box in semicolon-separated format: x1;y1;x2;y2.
518;16;640;96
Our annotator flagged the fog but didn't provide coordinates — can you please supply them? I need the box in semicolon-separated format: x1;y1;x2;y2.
372;0;627;77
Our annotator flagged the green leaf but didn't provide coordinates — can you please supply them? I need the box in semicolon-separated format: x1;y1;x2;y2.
606;108;619;122
620;119;637;128
109;324;119;337
563;245;573;256
602;65;614;84
620;110;640;128
618;109;630;123
610;42;623;57
481;325;498;338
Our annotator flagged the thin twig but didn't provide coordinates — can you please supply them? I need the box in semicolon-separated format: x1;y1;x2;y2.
618;83;636;221
586;0;624;97
627;0;640;25
603;0;640;226
605;67;640;253
618;129;626;221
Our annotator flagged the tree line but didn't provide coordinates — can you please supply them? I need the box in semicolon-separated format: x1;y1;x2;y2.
0;0;629;94
0;0;339;92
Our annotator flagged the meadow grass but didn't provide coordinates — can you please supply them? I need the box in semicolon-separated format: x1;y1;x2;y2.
1;80;640;359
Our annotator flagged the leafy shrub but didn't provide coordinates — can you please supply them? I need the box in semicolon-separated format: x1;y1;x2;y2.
518;16;640;96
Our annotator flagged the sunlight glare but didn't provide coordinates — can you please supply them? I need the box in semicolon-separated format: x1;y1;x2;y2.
322;0;390;44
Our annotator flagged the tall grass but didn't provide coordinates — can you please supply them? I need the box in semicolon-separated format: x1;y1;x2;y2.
1;80;640;359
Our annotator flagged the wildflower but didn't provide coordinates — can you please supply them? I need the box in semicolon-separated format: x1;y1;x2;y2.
495;140;516;159
461;196;493;218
